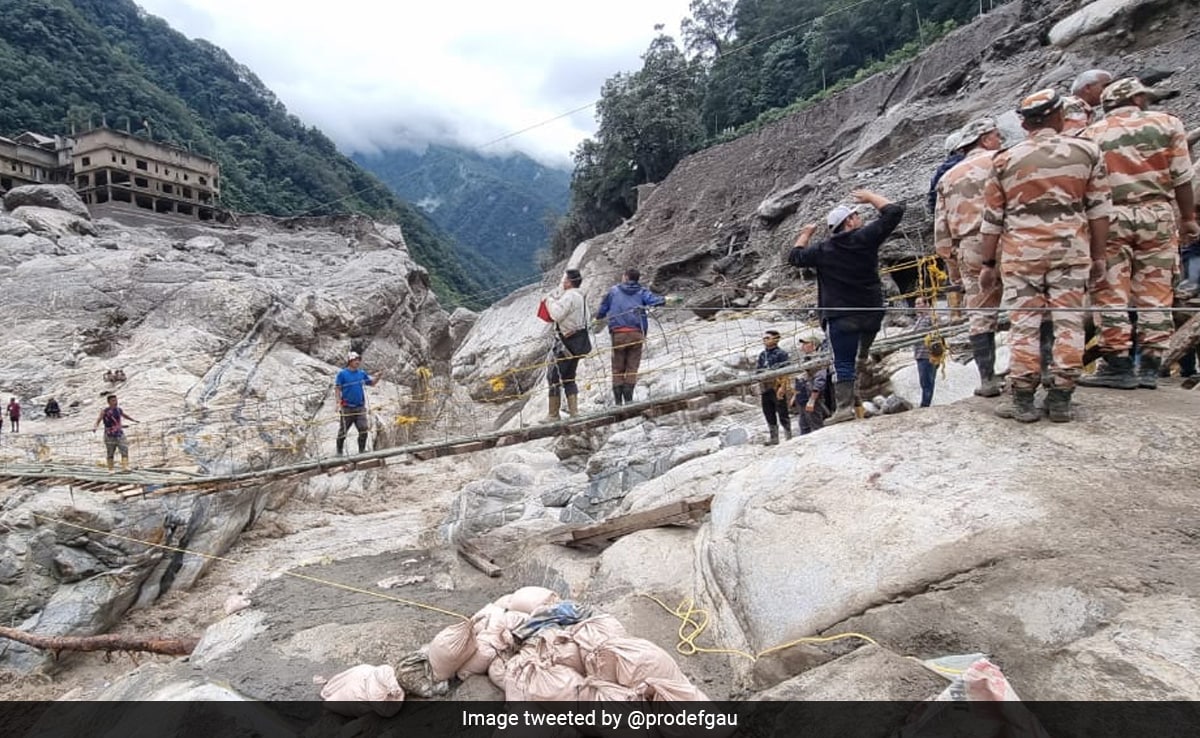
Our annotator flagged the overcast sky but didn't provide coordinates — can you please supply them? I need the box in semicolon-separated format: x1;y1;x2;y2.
135;0;694;169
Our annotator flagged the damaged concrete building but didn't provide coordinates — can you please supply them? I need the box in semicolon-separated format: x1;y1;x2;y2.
0;127;221;221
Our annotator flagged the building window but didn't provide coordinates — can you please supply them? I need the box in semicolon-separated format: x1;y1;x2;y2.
134;177;148;188
136;159;148;171
198;176;207;185
77;175;89;188
81;156;91;166
121;157;127;164
183;173;189;181
111;154;117;162
162;184;173;195
182;187;192;199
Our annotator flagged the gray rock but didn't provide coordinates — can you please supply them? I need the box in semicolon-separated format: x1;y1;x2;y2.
52;546;104;583
3;184;90;219
720;427;750;448
0;215;30;237
442;478;527;543
10;206;97;237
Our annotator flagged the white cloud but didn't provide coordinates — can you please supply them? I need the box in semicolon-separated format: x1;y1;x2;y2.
134;0;694;168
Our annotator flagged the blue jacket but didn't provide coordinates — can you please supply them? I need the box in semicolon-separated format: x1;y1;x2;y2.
335;367;373;408
597;281;665;333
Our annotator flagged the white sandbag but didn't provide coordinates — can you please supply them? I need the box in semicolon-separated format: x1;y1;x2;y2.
472;603;507;633
488;653;511;690
584;637;686;688
570;615;628;655
541;629;585;675
507;586;560;614
319;664;405;717
576;676;638;702
493;593;515;610
505;652;585;701
427;619;477;682
457;640;496;680
477;609;530;658
636;676;709;701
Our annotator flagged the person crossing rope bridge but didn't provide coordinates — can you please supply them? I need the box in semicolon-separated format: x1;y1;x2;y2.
335;351;385;456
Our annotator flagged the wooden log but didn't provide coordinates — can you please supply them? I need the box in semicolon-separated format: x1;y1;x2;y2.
0;626;198;656
457;540;502;578
563;496;713;549
1165;312;1200;368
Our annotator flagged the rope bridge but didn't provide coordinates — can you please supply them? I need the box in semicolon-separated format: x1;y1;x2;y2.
0;255;966;497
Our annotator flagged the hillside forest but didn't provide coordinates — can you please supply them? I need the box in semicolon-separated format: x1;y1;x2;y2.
549;0;1014;263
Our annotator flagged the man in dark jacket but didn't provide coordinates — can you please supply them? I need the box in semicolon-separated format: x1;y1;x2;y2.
755;330;791;445
595;268;666;405
787;189;905;425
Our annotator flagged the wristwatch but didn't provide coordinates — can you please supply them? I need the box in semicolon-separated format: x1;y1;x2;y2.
981;259;997;268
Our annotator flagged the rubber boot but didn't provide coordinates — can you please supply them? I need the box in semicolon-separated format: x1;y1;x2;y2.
106;458;115;475
826;381;857;425
357;434;367;454
566;394;579;416
120;457;130;471
970;333;1002;397
1045;388;1073;423
1138;355;1161;390
545;394;562;422
622;385;635;404
612;385;625;406
1077;354;1139;389
336;439;345;456
765;426;779;446
782;422;793;441
948;291;963;323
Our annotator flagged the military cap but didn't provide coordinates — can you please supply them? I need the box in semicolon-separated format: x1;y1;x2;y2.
1100;77;1153;111
1016;89;1063;119
958;117;998;148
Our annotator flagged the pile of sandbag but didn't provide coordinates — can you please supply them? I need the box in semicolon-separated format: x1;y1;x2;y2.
425;585;709;702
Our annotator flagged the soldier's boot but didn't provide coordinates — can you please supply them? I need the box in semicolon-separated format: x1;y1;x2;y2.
1039;319;1055;389
765;426;779;446
970;332;1003;397
545;394;562;422
612;385;625;405
1045;388;1073;423
994;388;1039;422
565;394;579;416
781;422;793;441
1077;354;1139;389
826;382;858;426
1138;355;1161;390
357;434;368;454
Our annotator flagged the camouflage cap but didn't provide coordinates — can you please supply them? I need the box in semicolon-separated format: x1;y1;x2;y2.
1016;88;1063;118
958;117;998;148
1100;77;1153;110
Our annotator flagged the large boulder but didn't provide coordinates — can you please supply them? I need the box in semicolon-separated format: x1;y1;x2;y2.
693;389;1200;698
3;184;91;220
10;205;97;237
1048;0;1171;47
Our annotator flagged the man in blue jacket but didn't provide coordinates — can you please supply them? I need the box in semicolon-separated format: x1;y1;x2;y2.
595;268;666;405
788;189;905;425
335;351;383;456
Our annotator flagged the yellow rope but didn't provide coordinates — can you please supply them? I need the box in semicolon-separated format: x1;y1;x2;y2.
639;594;879;662
30;513;470;622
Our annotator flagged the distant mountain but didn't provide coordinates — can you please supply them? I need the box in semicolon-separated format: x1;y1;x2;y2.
355;145;571;285
0;0;493;308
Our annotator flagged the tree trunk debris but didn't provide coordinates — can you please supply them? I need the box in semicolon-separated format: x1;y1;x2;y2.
0;627;199;657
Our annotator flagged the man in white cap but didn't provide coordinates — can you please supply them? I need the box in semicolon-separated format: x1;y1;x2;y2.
1062;69;1112;135
788;189;905;424
334;351;383;455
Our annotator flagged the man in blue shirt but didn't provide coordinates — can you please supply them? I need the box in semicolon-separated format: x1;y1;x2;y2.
595;268;666;405
335;351;382;456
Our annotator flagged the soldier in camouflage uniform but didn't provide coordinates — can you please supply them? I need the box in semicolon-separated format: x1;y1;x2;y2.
1077;78;1198;390
1062;69;1111;135
934;117;1005;397
978;89;1112;423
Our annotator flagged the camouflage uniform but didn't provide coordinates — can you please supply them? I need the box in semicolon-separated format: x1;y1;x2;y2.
1082;97;1193;359
981;129;1112;391
935;147;1002;336
1061;95;1097;136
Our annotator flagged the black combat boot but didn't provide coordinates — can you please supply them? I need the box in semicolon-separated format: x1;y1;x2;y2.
357;434;368;454
1045;388;1073;423
996;388;1040;422
1077;354;1139;389
612;385;625;405
1138;355;1161;390
781;422;792;441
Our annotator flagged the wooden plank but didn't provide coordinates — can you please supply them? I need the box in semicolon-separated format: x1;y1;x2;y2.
563;496;713;549
457;540;502;578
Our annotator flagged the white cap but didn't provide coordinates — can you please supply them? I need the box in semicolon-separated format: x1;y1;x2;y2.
347;351;360;361
826;204;855;230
